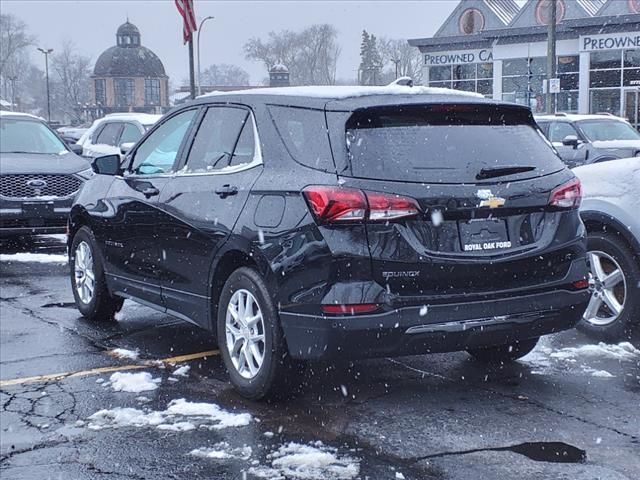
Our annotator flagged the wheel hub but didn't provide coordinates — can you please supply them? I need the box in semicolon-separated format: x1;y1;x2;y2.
583;250;626;326
225;289;266;380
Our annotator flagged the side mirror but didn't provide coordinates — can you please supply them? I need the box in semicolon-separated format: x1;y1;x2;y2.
120;142;135;156
562;135;580;149
92;154;121;176
69;144;84;155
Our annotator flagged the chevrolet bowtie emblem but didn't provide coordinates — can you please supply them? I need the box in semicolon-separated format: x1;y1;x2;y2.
479;196;506;208
476;189;506;208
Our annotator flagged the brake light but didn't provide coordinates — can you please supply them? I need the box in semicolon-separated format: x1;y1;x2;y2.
322;304;380;315
303;186;420;224
549;178;582;209
572;279;589;290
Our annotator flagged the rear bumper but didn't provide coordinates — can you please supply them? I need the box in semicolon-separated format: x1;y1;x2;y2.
280;289;590;360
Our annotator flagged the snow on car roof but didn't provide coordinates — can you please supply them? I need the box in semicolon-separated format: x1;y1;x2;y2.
202;84;484;100
0;111;45;121
103;113;163;125
535;113;628;122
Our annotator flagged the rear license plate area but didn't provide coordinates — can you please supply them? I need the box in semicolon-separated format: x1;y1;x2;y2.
459;219;511;252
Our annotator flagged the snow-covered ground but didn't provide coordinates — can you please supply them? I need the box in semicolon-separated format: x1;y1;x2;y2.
521;340;640;377
87;398;252;432
0;253;68;263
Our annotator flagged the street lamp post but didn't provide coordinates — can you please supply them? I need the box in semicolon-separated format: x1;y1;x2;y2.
197;16;215;96
37;47;53;122
8;76;17;111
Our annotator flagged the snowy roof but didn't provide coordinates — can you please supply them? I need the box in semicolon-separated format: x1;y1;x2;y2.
202;84;484;100
0;110;45;121
483;0;521;25
535;113;628;123
270;63;289;73
103;112;162;124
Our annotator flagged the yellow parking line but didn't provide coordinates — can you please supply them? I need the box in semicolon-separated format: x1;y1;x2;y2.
0;349;220;388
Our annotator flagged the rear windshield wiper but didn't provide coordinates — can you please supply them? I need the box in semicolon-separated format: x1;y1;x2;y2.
476;166;536;180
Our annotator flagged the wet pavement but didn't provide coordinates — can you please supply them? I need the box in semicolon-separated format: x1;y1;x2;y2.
1;235;639;480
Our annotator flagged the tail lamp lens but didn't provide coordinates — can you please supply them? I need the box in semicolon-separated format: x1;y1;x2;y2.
303;186;420;224
549;178;582;209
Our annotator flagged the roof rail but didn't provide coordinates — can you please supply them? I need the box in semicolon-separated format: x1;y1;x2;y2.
595;112;614;116
554;112;567;117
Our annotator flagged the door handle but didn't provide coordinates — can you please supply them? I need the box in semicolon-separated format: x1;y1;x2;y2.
142;186;160;198
215;184;238;199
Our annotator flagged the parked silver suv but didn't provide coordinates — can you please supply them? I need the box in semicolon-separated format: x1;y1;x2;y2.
574;157;640;340
536;114;640;168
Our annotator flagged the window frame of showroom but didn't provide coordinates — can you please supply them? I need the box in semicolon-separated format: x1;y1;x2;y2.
114;78;135;108
588;49;640;128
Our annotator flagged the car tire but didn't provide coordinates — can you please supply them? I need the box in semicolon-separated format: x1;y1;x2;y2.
217;267;298;400
70;226;123;322
577;231;640;341
467;337;539;363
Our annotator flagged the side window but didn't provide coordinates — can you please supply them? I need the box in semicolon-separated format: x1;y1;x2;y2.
130;109;196;175
95;123;122;146
229;119;256;167
548;122;578;143
184;107;250;173
120;123;143;144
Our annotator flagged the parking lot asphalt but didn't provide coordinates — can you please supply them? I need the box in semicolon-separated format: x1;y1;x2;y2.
1;235;639;480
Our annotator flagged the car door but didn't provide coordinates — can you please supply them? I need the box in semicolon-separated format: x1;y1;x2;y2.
102;108;198;307
84;121;123;158
548;121;587;167
157;105;263;327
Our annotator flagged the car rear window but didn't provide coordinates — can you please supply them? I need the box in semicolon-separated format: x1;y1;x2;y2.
345;104;564;184
268;105;335;172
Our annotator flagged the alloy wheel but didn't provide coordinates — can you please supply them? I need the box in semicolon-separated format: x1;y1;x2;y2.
74;241;95;305
225;289;266;379
583;250;626;326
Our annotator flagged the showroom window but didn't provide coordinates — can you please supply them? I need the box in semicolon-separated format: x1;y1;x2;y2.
589;49;640;123
428;62;493;96
145;79;161;106
94;79;106;105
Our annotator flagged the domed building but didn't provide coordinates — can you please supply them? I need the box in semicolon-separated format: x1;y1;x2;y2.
91;21;169;115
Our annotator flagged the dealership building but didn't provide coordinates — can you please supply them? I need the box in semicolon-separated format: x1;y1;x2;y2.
409;0;640;128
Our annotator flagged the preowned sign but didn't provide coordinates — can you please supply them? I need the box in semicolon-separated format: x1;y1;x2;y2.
425;48;493;66
580;32;640;52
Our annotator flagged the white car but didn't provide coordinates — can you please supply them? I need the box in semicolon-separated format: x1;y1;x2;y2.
574;157;640;340
77;113;161;159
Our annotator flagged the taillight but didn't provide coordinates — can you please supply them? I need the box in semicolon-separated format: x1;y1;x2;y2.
549;178;582;209
322;304;380;315
303;186;420;224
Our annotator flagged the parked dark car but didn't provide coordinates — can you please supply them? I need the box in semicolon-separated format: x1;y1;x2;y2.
0;112;92;237
535;113;640;168
69;87;590;399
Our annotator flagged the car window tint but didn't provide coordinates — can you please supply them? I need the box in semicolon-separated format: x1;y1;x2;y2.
95;123;122;146
131;109;196;175
548;122;578;143
184;107;248;172
229;119;256;167
268;105;335;172
120;123;142;144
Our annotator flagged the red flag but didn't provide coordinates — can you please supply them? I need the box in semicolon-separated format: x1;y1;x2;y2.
175;0;198;44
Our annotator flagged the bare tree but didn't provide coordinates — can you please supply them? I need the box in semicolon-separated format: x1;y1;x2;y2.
201;64;250;86
378;38;424;84
244;24;340;86
0;14;34;104
51;41;91;122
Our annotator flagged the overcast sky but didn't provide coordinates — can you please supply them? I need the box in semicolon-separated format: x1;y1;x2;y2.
3;0;459;86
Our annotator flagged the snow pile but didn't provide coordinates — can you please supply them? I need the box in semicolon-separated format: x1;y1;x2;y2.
248;442;360;480
190;442;252;460
110;348;140;360
173;365;190;377
574;157;640;209
0;253;68;264
109;372;160;393
522;341;638;377
203;84;483;100
548;342;639;361
87;398;252;431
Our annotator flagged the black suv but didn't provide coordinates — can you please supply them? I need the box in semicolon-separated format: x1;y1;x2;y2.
69;87;590;399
